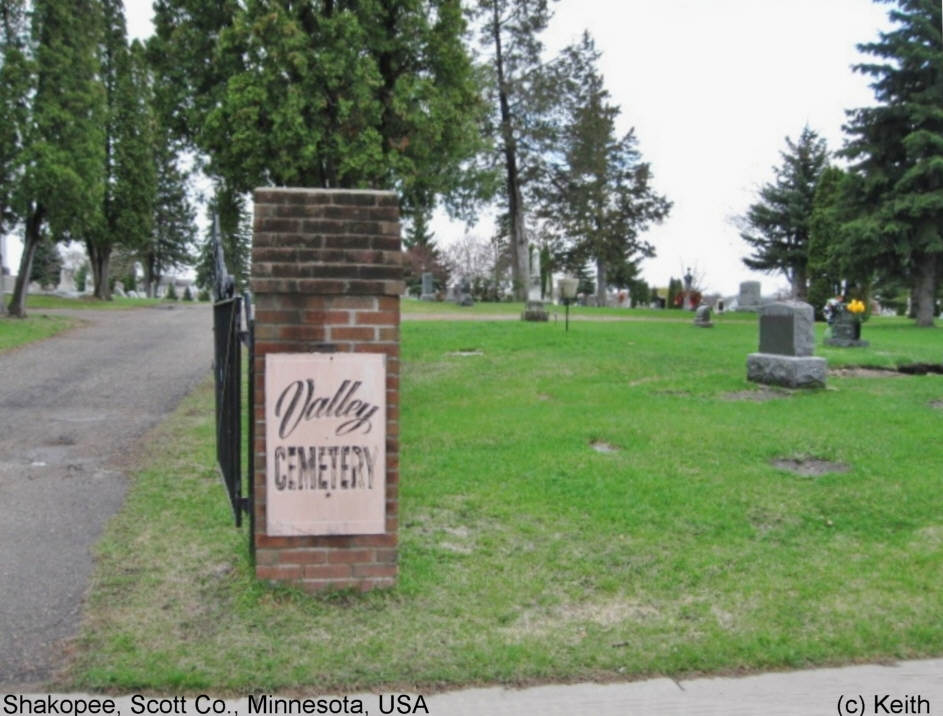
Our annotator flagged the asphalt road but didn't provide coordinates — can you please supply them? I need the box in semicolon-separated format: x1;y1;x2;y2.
0;304;212;688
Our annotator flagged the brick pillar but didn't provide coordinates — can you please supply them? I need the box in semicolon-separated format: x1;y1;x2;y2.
251;188;401;592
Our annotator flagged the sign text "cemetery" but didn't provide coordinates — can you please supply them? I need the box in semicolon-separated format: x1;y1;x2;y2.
264;353;387;535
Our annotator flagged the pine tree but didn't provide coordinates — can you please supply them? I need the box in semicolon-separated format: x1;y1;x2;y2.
195;185;251;295
739;126;829;301
86;11;157;301
807;166;849;317
29;238;62;289
536;34;670;307
0;0;29;236
7;0;106;317
144;123;196;297
840;0;943;326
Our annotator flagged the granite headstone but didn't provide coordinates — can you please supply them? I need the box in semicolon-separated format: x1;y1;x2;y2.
420;271;435;301
747;301;826;388
737;281;761;312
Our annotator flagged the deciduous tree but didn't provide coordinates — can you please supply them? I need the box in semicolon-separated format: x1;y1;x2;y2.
472;0;556;300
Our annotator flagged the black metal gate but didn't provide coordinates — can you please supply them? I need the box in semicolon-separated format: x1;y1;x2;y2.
211;217;253;530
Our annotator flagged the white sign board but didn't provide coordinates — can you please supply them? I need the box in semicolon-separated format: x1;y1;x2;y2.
265;353;386;535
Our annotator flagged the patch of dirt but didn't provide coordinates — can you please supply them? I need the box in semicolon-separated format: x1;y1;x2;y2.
930;400;943;410
722;386;793;401
829;367;905;378
771;457;850;476
590;440;620;453
505;599;659;639
446;349;483;357
897;363;943;375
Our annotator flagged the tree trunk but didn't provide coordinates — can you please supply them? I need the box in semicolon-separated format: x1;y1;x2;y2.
7;207;44;317
596;259;607;307
912;253;936;327
144;261;154;298
86;241;112;300
492;4;527;302
792;262;808;301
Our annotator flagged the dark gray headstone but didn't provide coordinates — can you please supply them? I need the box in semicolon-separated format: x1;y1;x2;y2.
757;302;814;357
747;300;825;388
825;312;869;347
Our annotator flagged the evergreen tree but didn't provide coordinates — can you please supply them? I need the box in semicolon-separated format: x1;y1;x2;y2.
144;123;197;297
536;34;670;307
29;238;62;288
739;126;829;301
195;185;251;294
0;0;29;236
472;0;557;301
152;0;486;221
0;0;29;314
403;209;436;251
7;0;106;317
840;0;943;326
87;12;157;301
807;166;850;318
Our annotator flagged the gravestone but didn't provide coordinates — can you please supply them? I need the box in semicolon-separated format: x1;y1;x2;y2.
56;268;76;294
420;272;435;301
747;301;826;388
737;281;761;312
113;280;126;298
693;303;713;327
456;276;474;307
825;312;869;348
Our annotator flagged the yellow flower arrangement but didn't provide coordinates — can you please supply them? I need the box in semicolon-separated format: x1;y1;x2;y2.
847;299;866;315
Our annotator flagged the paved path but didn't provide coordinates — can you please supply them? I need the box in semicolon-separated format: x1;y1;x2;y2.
28;659;943;714
0;305;212;688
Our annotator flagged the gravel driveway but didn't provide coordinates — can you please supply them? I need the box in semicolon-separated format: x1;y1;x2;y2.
0;304;212;688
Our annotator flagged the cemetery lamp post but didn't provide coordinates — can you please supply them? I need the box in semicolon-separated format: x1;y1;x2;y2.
558;277;579;332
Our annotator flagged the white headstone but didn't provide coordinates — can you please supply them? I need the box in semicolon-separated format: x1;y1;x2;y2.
57;267;76;293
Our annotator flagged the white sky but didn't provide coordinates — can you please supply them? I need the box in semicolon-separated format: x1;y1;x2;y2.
7;1;893;297
528;0;892;295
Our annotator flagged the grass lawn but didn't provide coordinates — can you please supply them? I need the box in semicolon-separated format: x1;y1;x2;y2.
65;314;943;692
0;312;74;352
399;297;747;322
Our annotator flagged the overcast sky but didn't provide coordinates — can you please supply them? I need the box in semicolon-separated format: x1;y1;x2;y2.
530;0;892;295
7;1;894;297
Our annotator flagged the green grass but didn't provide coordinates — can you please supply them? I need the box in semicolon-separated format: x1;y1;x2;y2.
26;294;166;310
0;313;74;352
65;315;943;692
400;297;732;321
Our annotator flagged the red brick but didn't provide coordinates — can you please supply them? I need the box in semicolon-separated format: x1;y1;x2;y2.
327;549;374;564
329;326;375;341
375;549;398;564
355;310;397;325
329;296;377;309
304;564;352;579
302;310;351;324
278;549;327;564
